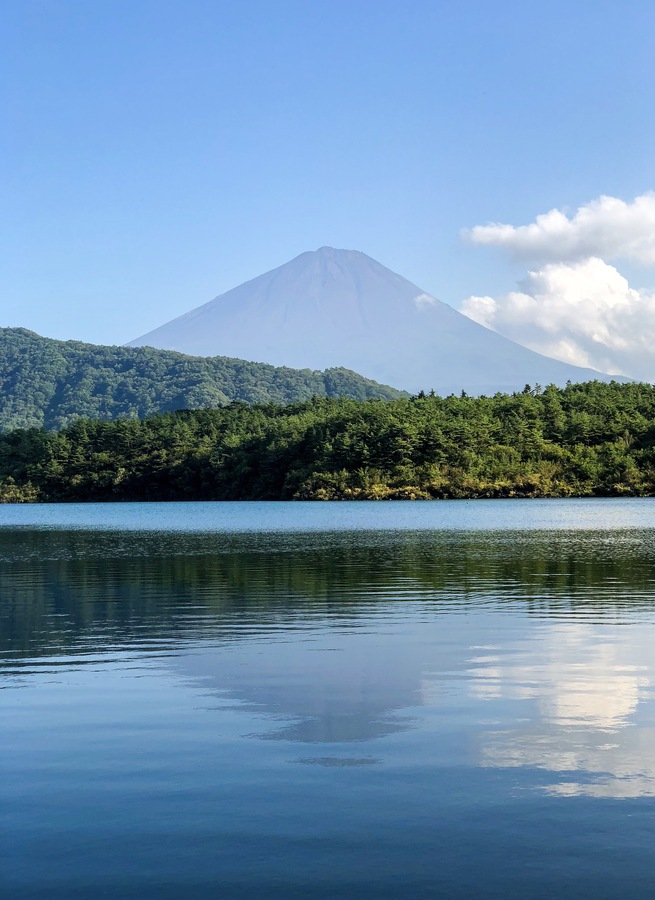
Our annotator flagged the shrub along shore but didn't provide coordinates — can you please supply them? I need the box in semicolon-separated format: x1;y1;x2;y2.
1;381;655;502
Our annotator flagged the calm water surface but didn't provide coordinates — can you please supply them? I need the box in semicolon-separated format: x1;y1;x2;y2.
3;499;655;898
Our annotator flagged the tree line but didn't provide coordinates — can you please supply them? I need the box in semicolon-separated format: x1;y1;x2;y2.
2;380;655;501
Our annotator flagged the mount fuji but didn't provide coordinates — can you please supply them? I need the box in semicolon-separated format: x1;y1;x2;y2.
128;247;622;394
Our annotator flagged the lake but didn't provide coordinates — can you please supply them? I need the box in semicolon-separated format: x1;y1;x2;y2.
3;499;655;898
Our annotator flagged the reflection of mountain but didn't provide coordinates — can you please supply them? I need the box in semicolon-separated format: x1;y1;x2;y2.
468;625;655;798
1;530;474;744
173;630;421;744
4;527;655;757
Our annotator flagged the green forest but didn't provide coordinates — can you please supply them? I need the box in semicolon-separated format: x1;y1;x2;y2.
0;327;403;430
2;380;655;502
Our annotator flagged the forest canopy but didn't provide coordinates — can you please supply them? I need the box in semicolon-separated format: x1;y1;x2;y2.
2;380;655;502
0;327;403;431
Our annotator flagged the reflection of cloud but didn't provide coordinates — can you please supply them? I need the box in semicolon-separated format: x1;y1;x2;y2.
469;628;649;729
467;626;655;798
542;666;646;729
482;728;655;799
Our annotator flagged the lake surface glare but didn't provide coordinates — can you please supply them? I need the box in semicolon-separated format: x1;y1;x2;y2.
3;499;655;899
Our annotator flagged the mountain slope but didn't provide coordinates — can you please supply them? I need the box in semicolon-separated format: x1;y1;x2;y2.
128;246;625;394
0;328;404;431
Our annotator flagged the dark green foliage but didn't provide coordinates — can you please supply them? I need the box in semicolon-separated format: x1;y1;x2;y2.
0;327;404;431
3;380;655;501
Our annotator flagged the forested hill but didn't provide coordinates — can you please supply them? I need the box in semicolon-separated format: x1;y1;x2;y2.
2;381;655;502
0;327;404;431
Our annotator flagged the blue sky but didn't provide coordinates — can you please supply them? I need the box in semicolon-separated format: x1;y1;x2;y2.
3;0;655;361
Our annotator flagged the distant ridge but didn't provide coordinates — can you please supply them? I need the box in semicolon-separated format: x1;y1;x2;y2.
0;327;404;431
129;246;626;394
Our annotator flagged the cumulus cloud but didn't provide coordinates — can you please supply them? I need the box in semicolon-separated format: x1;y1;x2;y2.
462;257;655;378
461;193;655;379
466;192;655;265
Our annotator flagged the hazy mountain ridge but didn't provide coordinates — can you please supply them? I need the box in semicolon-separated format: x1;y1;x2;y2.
0;327;404;431
129;246;627;394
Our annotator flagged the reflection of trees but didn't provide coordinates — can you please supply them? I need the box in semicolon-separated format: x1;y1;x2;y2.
2;527;655;662
3;526;655;762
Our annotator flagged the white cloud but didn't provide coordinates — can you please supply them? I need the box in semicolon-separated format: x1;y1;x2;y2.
462;257;655;378
466;192;655;265
414;292;437;310
460;186;655;380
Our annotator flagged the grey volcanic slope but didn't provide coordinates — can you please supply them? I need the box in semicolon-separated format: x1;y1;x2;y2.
129;247;623;394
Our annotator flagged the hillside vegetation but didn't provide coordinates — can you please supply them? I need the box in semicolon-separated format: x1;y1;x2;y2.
2;381;655;502
0;327;403;431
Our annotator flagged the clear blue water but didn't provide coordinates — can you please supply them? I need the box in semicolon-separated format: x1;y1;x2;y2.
3;499;655;898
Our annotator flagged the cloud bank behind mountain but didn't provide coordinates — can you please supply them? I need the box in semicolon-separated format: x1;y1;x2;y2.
462;193;655;381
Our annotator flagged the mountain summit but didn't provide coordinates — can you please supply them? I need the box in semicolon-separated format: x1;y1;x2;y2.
128;247;621;394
